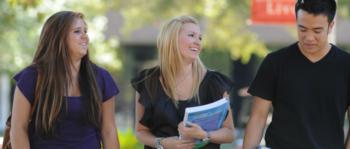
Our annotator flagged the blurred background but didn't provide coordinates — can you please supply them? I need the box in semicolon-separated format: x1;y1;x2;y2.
1;0;350;148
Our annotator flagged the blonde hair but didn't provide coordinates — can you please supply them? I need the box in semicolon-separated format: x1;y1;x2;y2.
157;16;205;104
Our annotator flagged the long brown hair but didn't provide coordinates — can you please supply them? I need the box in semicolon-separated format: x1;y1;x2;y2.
32;11;102;137
157;16;205;105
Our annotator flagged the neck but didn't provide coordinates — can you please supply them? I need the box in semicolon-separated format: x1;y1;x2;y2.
178;63;192;77
66;60;81;96
298;43;331;62
70;59;81;80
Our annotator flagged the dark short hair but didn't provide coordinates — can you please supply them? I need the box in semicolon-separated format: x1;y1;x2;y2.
295;0;336;23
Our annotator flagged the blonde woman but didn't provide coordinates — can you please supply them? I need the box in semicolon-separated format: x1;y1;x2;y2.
132;16;234;149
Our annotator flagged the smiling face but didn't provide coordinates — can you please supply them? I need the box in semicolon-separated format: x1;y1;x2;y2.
66;18;89;61
178;23;202;63
297;9;334;56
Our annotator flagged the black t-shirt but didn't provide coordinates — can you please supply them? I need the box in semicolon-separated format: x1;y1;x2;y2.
131;67;233;149
248;42;350;149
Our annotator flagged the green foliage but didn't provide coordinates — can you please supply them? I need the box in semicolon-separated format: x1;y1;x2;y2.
120;0;268;63
0;1;41;73
0;0;122;75
118;128;143;149
338;0;350;17
200;49;231;75
2;0;350;74
7;0;41;8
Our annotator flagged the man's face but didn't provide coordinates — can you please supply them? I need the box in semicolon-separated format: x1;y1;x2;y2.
296;9;334;55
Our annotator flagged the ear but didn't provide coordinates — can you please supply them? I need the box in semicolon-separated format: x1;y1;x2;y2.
328;21;335;34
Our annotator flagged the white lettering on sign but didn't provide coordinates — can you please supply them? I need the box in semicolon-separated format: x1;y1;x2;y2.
266;0;294;16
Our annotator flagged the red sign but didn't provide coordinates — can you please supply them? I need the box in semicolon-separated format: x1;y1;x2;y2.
250;0;296;25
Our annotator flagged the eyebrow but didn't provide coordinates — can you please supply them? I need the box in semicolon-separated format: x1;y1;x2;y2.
72;26;87;30
298;25;323;30
188;31;202;36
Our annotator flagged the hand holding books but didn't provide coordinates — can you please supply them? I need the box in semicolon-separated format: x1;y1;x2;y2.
178;121;208;140
179;97;230;148
158;136;195;149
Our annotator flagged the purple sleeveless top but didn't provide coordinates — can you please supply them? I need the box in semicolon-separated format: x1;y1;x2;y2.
13;65;119;149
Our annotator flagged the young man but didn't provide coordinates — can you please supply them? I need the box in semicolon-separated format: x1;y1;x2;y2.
243;0;350;148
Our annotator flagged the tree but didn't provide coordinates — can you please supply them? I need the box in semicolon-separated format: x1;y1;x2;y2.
338;0;350;18
119;0;268;63
2;0;349;72
0;0;122;74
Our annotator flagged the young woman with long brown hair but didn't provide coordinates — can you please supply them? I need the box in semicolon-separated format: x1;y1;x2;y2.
10;11;120;149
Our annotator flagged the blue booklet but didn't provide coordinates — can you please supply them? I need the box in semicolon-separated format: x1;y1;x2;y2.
182;97;229;148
